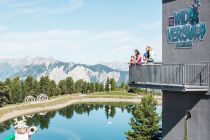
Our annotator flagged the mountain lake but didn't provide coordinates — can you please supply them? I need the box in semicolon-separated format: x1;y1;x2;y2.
0;103;162;140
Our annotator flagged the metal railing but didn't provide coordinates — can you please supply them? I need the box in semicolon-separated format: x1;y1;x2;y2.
129;63;209;87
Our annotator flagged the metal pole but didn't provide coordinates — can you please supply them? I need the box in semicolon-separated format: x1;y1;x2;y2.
200;71;202;86
183;119;188;140
183;110;191;140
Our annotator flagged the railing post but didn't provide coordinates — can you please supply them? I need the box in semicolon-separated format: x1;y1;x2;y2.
129;65;131;83
199;71;202;86
182;64;185;85
208;63;210;88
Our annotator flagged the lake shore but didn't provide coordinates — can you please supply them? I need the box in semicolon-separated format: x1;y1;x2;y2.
0;93;162;123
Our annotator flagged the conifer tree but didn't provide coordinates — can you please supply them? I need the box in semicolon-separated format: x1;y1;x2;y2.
58;80;67;95
75;79;84;93
126;95;160;140
10;77;22;103
105;77;110;92
0;82;10;107
66;77;75;94
39;76;51;96
89;83;95;93
99;83;104;92
95;82;100;92
109;78;116;91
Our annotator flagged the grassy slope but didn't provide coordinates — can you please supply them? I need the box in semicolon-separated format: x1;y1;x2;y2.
86;91;138;98
0;91;140;118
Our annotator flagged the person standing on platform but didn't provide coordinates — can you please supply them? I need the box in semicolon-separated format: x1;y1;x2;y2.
143;46;150;62
134;49;142;65
148;47;155;63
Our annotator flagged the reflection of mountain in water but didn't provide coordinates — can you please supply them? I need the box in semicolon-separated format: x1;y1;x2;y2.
0;104;136;133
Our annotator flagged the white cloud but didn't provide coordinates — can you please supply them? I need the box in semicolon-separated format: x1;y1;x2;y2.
0;29;162;64
9;1;37;8
0;0;162;64
136;20;162;31
1;0;83;15
46;0;83;15
0;0;8;4
0;25;8;32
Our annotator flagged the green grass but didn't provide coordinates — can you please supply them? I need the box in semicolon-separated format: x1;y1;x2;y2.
89;91;138;96
0;91;140;119
84;102;138;107
0;96;75;118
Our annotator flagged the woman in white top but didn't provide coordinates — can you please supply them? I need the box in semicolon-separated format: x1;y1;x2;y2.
148;47;155;63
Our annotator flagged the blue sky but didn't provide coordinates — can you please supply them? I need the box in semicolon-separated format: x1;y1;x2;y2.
0;0;162;64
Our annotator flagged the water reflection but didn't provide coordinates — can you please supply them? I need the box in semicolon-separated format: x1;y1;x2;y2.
1;104;162;140
1;103;137;140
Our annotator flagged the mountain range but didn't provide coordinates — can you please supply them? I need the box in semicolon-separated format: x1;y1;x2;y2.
0;57;128;85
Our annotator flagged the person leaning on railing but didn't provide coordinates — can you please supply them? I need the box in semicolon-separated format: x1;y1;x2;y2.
128;49;143;65
134;49;142;65
147;47;155;63
143;46;150;62
128;49;142;84
128;55;136;65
